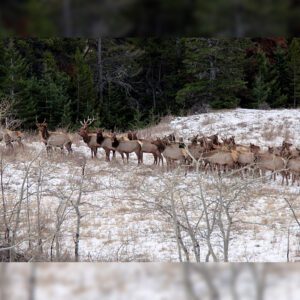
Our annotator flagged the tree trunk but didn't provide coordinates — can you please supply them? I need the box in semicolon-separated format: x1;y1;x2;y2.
97;38;103;104
28;264;36;300
36;167;43;255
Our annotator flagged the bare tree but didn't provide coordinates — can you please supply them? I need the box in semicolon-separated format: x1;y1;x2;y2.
71;158;86;262
0;263;7;300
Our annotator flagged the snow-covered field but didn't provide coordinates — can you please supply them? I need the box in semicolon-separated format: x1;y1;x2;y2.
2;263;300;300
1;109;300;262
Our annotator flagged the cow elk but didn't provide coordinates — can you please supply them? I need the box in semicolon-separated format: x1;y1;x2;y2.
111;133;142;164
36;119;72;154
128;132;163;166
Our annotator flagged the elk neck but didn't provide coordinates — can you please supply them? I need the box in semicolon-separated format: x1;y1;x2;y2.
40;127;50;140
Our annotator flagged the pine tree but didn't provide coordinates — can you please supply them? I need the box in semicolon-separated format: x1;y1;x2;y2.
177;38;250;111
61;100;73;129
18;77;39;128
73;47;96;121
39;51;70;128
267;46;289;108
289;38;300;108
251;49;272;108
0;39;28;99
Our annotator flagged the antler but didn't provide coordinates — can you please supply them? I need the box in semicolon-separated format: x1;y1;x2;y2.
80;116;96;127
5;117;22;130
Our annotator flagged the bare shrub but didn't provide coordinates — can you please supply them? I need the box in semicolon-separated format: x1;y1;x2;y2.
262;124;276;141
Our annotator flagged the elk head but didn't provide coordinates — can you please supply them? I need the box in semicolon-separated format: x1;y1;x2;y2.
36;118;48;131
250;143;260;154
79;117;95;131
36;118;49;140
111;133;120;148
128;131;133;140
190;134;199;145
282;141;292;149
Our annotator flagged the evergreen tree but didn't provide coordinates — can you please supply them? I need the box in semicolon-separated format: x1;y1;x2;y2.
267;46;289;108
251;49;271;108
18;77;39;128
0;39;28;99
39;51;70;128
62;100;73;129
73;47;96;122
177;38;249;111
289;38;300;108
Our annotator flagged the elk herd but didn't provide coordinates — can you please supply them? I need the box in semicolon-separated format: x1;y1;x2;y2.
1;117;300;186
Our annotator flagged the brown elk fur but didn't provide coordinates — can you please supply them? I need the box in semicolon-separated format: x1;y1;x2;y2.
1;128;24;150
287;158;300;185
111;134;142;164
255;152;287;184
161;142;187;171
36;122;72;154
128;133;163;165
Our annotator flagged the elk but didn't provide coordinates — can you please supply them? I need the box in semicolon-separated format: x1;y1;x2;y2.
287;158;300;185
79;118;101;158
96;129;116;161
202;150;239;174
250;143;261;154
0;118;24;150
184;135;208;169
79;118;115;161
111;133;142;164
207;134;221;146
155;139;187;171
221;136;236;149
36;120;72;154
254;152;287;184
128;132;163;166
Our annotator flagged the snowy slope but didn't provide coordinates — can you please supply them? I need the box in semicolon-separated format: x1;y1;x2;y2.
1;108;300;263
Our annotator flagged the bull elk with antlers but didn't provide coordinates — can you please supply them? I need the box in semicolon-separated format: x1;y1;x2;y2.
78;117;101;158
36;119;73;154
78;117;115;160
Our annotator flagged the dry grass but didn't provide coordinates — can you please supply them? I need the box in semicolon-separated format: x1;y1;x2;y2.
262;124;277;141
237;122;248;128
201;115;216;126
137;121;173;139
261;122;293;142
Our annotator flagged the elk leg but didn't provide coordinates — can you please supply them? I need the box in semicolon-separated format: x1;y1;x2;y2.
105;150;110;161
120;152;125;163
152;153;156;165
17;140;24;149
138;152;141;164
46;145;52;156
93;147;97;158
160;154;163;166
166;158;170;171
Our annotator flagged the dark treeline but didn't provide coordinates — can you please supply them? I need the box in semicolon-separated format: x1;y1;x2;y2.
1;0;300;36
0;37;300;130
